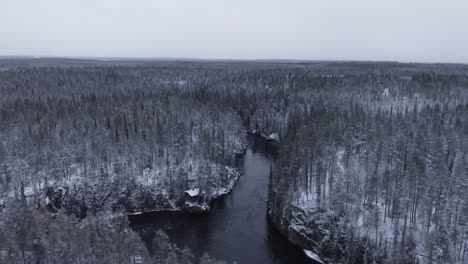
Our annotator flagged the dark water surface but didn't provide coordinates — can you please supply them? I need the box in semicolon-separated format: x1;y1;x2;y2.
129;136;315;264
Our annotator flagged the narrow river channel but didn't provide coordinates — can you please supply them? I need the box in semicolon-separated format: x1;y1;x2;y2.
129;135;316;264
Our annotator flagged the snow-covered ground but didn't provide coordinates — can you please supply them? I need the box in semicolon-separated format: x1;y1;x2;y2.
1;155;245;215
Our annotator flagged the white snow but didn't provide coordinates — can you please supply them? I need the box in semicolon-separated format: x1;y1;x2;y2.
267;132;280;142
185;188;200;197
23;186;34;196
303;249;324;264
294;190;317;209
184;200;209;211
336;149;345;174
127;211;143;216
383;88;390;96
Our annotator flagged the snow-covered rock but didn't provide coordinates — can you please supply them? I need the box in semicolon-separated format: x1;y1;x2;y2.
185;188;200;197
182;198;210;213
267;132;280;142
287;206;320;249
303;249;324;264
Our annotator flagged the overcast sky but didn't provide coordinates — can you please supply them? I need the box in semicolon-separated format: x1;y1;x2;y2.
1;0;468;63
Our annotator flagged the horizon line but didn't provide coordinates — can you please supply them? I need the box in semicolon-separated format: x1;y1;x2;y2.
1;55;467;66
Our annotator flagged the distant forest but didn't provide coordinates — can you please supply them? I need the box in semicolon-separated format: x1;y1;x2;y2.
0;60;467;263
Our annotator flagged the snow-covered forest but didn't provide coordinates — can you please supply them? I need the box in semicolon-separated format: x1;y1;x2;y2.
0;65;247;215
267;69;468;263
0;60;467;263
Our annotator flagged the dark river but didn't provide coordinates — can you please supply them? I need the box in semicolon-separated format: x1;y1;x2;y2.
129;136;315;264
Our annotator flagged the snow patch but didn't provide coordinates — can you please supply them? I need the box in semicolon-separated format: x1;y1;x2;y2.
267;132;280;142
303;249;324;264
383;88;390;96
183;200;210;212
185;188;200;197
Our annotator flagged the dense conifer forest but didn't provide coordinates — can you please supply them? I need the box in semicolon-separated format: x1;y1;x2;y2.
0;59;467;263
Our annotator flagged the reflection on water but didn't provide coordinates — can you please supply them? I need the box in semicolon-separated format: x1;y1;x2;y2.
129;135;315;264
